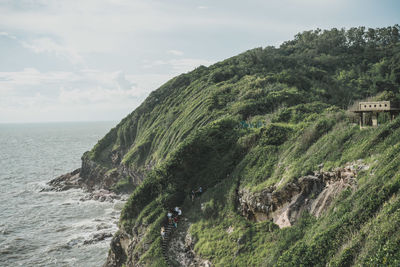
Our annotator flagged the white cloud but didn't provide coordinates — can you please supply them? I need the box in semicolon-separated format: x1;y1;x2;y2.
0;1;175;53
22;38;84;64
113;71;136;90
0;0;395;123
167;49;184;56
143;58;213;74
0;68;78;86
0;31;16;39
0;0;304;55
0;68;171;122
58;87;137;104
169;58;213;73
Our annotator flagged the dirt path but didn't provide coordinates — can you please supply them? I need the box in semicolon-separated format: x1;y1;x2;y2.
166;218;212;267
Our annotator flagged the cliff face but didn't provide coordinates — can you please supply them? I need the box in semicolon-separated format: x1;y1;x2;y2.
55;26;400;266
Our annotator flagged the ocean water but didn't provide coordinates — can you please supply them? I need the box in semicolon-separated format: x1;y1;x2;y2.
0;122;123;267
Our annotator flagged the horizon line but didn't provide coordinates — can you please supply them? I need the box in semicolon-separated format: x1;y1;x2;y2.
0;120;118;125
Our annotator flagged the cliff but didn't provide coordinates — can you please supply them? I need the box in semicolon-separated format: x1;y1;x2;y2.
58;25;400;266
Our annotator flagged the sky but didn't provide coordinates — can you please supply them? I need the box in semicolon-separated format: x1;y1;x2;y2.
0;0;399;123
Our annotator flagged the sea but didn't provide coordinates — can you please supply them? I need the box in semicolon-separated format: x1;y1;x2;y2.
0;121;123;267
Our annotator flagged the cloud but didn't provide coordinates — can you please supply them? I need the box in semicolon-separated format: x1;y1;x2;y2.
0;0;302;55
167;49;184;56
143;58;213;74
113;71;137;90
0;1;174;53
169;58;213;73
0;0;395;123
22;37;84;64
58;87;138;104
0;68;78;86
0;31;16;39
0;68;171;122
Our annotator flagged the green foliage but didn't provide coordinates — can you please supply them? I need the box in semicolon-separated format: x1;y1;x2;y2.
111;175;135;193
272;102;331;123
260;123;294;146
180;117;400;267
201;199;219;219
86;25;400;266
89;25;400;174
120;117;244;234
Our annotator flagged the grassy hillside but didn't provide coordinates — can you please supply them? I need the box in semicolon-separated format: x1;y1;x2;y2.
93;26;400;266
183;116;400;266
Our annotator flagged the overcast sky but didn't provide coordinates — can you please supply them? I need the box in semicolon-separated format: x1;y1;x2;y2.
0;0;399;123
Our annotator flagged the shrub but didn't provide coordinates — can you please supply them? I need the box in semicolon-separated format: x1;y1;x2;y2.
260;123;294;146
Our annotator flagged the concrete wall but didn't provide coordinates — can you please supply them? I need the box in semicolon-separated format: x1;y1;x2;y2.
359;101;390;111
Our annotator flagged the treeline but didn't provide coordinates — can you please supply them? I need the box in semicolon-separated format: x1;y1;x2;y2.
206;25;400;111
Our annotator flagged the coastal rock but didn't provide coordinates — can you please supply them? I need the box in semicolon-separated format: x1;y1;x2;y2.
46;151;147;194
44;154;119;193
103;231;129;267
79;189;121;202
44;168;82;192
79;152;120;191
83;232;113;245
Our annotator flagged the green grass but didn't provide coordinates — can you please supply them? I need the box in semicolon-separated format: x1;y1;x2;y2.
176;117;400;267
89;26;400;266
112;114;400;266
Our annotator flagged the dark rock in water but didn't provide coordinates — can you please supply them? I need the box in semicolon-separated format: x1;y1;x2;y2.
46;169;122;203
44;168;82;192
80;189;121;203
0;228;11;235
96;223;112;231
83;232;113;245
67;237;82;248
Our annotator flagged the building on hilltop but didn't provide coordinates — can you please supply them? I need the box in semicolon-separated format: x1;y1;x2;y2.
352;101;400;129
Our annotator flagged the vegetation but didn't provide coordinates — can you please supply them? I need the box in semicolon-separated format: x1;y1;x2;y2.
89;25;400;266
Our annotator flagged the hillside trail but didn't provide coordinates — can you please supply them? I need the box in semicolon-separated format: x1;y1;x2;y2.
161;222;174;266
164;217;212;267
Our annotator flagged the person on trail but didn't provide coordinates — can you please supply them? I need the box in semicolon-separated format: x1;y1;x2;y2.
174;206;182;217
167;210;173;223
191;190;195;202
161;226;165;239
197;186;203;195
173;216;178;228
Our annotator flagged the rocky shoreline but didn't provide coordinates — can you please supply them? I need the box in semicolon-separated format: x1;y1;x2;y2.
40;151;136;266
41;168;129;250
42;168;127;202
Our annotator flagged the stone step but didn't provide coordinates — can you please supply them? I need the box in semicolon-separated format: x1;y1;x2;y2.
162;223;176;267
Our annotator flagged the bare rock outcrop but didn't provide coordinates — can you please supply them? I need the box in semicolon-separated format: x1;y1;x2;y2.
45;151;147;193
238;161;369;228
103;231;130;267
45;153;119;192
46;168;82;191
167;219;212;267
104;224;150;267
